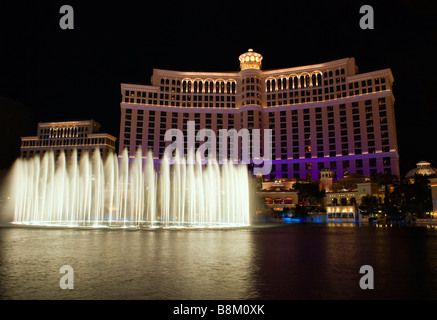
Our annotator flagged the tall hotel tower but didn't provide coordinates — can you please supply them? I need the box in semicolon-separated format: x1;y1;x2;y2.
119;49;399;180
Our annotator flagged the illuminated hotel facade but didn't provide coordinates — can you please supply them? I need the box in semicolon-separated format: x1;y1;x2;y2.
20;120;117;160
119;49;399;180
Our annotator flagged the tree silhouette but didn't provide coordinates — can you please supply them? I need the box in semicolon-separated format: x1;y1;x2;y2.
359;195;380;216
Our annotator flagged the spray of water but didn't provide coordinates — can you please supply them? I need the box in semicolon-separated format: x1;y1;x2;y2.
9;148;250;228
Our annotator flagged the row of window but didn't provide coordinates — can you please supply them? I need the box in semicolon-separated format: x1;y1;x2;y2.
22;137;114;148
124;76;389;108
123;86;387;108
266;160;394;179
270;158;392;172
21;148;109;159
37;126;90;139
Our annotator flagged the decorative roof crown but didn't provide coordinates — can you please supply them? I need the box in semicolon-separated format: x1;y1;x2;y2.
238;49;263;70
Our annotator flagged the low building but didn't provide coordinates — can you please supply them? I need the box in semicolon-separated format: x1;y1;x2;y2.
20;120;117;160
325;173;383;222
257;178;299;214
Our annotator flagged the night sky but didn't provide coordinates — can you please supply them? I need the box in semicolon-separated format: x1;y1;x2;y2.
0;0;436;175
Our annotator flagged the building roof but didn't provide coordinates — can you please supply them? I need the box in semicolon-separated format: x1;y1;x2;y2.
406;161;437;178
330;173;370;192
263;186;296;192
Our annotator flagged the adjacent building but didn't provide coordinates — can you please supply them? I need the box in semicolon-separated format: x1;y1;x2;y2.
119;49;399;180
324;173;384;222
406;161;437;215
257;178;299;213
20;120;117;160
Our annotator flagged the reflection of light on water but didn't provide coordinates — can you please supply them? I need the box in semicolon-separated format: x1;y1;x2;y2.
9;148;250;229
326;222;356;227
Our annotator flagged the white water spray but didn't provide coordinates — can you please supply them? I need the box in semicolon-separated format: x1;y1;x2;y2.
9;148;250;228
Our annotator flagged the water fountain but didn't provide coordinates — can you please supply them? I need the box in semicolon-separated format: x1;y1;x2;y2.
9;148;250;228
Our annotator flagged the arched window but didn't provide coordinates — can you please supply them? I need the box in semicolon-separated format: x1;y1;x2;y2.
332;198;338;206
300;76;305;88
340;198;348;206
193;81;198;93
271;79;276;91
266;80;271;92
312;74;317;87
278;78;282;91
317;73;322;86
182;81;187;93
232;81;236;93
305;75;310;87
294;77;299;89
199;81;203;93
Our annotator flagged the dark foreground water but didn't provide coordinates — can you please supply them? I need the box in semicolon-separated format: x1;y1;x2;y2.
0;223;436;300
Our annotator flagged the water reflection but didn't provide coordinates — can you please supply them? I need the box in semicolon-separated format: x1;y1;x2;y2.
1;224;437;300
249;224;437;299
0;227;257;299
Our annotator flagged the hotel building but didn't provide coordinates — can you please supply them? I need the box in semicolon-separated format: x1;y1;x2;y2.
119;49;399;180
20;120;117;160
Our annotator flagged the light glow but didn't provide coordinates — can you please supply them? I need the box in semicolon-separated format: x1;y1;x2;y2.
10;148;250;229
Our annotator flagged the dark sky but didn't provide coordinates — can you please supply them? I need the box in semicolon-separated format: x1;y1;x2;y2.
0;0;436;175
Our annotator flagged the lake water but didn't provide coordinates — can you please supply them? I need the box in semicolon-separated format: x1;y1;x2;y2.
1;223;436;300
